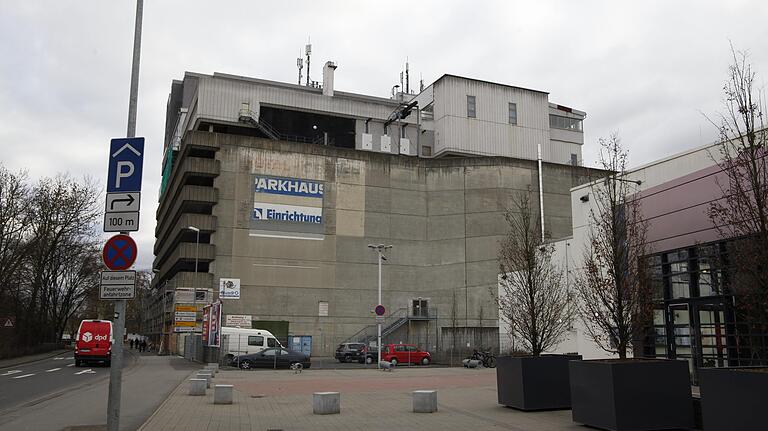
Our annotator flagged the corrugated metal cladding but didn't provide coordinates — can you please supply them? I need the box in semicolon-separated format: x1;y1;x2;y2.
431;75;554;160
192;76;407;129
544;140;581;165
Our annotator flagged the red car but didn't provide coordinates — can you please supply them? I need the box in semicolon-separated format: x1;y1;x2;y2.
380;344;431;366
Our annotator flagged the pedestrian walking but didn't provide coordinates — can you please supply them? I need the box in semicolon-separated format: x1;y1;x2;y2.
130;339;135;349
141;339;147;352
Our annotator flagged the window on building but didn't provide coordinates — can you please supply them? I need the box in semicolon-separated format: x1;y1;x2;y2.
248;336;264;346
508;102;517;124
422;146;432;157
549;115;583;131
467;95;476;118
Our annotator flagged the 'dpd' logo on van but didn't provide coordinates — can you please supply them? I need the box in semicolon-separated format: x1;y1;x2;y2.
82;332;93;342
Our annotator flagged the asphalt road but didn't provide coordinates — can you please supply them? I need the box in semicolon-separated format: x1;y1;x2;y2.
0;349;199;431
0;351;124;413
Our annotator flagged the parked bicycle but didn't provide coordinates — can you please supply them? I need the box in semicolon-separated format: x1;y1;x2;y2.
470;349;497;368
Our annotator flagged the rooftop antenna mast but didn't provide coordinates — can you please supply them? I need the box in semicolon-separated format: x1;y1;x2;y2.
419;73;424;92
305;39;312;86
405;59;410;94
297;49;304;85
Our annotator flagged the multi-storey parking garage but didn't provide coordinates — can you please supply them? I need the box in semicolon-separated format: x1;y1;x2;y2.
150;66;593;357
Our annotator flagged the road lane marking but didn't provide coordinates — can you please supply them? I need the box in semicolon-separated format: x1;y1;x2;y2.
66;364;75;367
12;373;35;379
46;368;62;372
1;370;22;376
74;369;95;375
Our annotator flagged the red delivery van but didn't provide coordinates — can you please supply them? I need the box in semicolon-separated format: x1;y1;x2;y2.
75;319;113;367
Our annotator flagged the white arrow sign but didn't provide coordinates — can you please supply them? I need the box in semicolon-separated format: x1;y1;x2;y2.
112;143;142;157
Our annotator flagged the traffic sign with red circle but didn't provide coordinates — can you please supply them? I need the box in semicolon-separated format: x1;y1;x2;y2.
102;234;137;270
375;304;386;316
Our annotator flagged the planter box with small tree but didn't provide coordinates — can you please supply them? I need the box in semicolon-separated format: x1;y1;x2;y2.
570;135;694;430
698;47;768;431
493;191;578;410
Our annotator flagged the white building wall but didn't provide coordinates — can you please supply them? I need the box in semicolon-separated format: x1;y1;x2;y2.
524;140;724;359
190;74;411;129
432;76;550;159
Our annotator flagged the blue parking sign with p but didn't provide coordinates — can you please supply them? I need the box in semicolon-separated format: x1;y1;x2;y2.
107;138;144;193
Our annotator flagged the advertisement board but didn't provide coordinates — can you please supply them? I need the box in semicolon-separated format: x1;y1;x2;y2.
201;305;210;344
208;301;222;348
250;175;324;236
219;278;241;300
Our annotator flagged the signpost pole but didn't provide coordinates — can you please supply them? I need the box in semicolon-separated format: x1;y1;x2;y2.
377;249;382;370
107;2;143;431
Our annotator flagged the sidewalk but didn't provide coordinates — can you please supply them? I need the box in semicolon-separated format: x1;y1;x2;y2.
140;367;582;431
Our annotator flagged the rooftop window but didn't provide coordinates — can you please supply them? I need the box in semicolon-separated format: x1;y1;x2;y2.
549;114;582;131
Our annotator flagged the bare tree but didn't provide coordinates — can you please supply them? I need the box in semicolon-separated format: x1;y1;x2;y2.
0;167;32;303
573;134;651;359
706;45;768;359
493;190;573;356
126;270;153;335
19;175;100;347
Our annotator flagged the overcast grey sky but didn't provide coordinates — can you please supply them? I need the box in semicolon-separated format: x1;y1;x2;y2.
1;1;767;269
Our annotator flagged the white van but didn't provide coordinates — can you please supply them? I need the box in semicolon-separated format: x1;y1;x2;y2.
221;326;282;360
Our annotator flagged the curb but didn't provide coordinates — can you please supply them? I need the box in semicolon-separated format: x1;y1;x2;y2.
136;368;202;431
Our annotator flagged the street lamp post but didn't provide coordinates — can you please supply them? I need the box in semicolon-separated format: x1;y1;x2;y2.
368;244;392;369
188;226;200;327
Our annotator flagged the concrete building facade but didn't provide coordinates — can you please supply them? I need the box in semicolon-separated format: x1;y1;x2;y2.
151;67;590;358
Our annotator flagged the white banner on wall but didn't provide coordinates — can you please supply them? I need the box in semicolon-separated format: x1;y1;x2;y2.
219;278;241;299
253;202;322;224
225;314;252;328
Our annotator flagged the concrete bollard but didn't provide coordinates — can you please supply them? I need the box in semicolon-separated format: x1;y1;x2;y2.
197;371;213;388
207;362;219;371
214;384;233;404
189;378;207;396
413;390;438;413
204;366;217;376
313;392;340;415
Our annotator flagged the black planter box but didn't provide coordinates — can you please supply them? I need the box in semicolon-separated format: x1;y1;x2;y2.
699;367;768;431
569;359;693;431
496;354;582;410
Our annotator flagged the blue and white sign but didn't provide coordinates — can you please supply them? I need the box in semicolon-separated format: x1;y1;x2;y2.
253;203;322;224
219;278;241;300
254;176;323;198
107;138;144;193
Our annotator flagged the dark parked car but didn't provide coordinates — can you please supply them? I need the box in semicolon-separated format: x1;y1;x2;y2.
234;347;311;370
335;342;367;363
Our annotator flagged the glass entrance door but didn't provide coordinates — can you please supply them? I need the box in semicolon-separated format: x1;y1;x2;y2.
666;299;729;384
668;303;694;376
695;302;728;369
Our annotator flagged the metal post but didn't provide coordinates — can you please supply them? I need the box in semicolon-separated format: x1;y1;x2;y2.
108;2;142;430
537;142;545;242
194;228;199;309
377;249;382;370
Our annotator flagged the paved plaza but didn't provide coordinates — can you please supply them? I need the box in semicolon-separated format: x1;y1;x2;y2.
139;366;584;431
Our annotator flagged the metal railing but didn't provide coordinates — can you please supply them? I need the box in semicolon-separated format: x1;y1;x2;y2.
341;308;431;346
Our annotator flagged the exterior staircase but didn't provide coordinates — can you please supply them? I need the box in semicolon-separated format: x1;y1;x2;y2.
342;307;436;346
